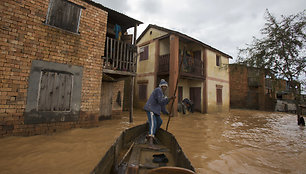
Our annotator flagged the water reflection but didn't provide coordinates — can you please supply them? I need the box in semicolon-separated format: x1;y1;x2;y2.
0;109;305;174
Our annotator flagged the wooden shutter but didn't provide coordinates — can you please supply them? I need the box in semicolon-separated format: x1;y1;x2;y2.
46;0;82;33
216;88;222;104
38;71;72;111
140;46;148;61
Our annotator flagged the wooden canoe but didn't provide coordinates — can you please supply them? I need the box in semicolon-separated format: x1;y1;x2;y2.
91;123;195;174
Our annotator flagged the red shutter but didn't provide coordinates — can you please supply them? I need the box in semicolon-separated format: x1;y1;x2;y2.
140;46;149;61
216;88;222;104
139;84;147;100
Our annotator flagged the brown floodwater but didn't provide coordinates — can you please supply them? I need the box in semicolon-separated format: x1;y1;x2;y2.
0;109;305;174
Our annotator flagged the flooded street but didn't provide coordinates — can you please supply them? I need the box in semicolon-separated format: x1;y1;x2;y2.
0;109;305;174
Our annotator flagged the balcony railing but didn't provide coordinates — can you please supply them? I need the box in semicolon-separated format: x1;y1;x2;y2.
158;54;204;78
103;37;137;74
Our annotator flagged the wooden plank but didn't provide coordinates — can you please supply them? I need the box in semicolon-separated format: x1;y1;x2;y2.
102;69;136;76
132;51;136;72
124;43;128;70
105;37;109;68
51;72;60;111
46;72;55;111
122;43;125;70
148;167;195;174
58;73;66;111
129;77;134;122
120;42;123;70
127;145;141;173
129;49;133;72
38;71;48;111
100;82;113;117
126;45;129;71
116;39;120;69
110;38;113;69
63;74;72;111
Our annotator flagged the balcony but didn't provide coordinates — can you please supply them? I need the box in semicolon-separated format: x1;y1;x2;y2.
158;54;204;79
102;37;137;76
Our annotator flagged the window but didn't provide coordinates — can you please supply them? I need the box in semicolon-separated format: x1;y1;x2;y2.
25;60;83;124
46;0;83;33
139;46;149;61
216;55;221;66
38;71;73;111
216;85;223;104
138;84;147;101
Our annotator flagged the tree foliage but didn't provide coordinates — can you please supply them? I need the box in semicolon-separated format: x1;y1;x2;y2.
237;10;306;93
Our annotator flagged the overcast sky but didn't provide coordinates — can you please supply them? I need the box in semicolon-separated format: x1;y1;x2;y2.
93;0;305;63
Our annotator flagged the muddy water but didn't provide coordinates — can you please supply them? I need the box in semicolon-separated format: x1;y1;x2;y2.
0;109;305;174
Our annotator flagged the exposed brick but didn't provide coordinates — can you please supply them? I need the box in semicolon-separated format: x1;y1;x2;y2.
0;0;108;137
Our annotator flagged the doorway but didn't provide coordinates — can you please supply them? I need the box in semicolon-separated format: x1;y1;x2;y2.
190;87;201;112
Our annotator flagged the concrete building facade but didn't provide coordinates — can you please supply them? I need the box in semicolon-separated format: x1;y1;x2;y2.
135;25;232;115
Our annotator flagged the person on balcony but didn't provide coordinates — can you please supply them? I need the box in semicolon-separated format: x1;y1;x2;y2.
144;79;175;145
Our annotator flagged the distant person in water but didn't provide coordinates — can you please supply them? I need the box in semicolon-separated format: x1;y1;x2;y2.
144;79;175;144
182;98;194;113
297;114;305;126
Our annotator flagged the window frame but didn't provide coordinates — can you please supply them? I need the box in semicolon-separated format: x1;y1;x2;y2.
139;45;149;61
216;85;223;105
45;0;84;33
25;60;83;124
216;55;221;66
138;83;148;101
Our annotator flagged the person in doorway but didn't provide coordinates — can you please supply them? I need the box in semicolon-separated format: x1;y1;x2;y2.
144;79;175;145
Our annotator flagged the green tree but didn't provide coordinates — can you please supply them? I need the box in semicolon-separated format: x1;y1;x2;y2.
237;10;306;118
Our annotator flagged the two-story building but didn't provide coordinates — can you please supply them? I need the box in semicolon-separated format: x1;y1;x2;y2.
229;64;301;112
0;0;141;137
135;25;232;115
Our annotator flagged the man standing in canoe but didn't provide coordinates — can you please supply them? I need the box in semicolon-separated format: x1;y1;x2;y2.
144;79;175;145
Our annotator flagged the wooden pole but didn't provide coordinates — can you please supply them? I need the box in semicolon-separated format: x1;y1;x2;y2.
166;51;184;131
129;24;138;123
129;76;134;123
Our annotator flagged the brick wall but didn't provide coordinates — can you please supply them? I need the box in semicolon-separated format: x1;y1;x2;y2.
229;64;274;111
0;0;107;137
229;65;249;108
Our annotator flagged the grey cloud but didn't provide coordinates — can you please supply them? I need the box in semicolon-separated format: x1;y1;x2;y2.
94;0;306;60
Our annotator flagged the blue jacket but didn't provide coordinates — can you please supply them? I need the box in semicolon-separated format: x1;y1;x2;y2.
144;87;169;115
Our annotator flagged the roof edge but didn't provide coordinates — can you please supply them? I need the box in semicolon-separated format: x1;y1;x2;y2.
82;0;143;26
137;24;232;59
